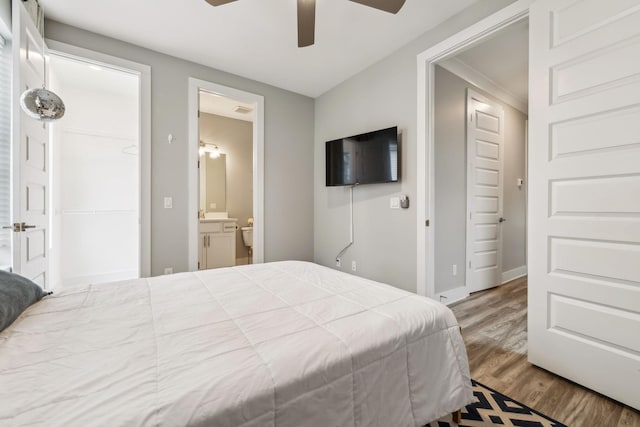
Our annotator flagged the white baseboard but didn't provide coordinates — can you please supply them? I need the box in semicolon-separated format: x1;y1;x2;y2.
61;269;139;287
435;286;470;306
502;266;527;284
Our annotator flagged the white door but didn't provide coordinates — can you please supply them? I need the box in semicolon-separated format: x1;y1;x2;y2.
529;0;640;410
466;89;505;293
11;0;50;287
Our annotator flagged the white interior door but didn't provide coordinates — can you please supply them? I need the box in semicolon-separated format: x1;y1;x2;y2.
529;0;640;410
11;0;50;287
466;89;505;293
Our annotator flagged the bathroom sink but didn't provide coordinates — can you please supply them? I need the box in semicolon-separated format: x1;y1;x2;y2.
204;212;228;219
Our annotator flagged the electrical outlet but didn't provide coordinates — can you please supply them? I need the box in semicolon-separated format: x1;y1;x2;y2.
452;264;457;276
351;260;357;271
336;258;341;267
164;197;173;209
390;197;400;209
164;267;173;275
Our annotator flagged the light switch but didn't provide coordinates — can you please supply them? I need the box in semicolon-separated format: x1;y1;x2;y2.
164;197;173;209
390;197;400;209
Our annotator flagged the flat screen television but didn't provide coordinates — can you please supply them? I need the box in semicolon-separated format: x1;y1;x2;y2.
325;126;399;187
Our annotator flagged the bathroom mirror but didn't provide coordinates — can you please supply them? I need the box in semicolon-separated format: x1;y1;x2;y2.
199;153;226;213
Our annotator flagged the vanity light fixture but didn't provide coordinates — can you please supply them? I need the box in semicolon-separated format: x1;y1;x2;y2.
199;142;221;159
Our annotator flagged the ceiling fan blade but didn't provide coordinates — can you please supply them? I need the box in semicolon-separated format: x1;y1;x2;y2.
297;0;315;47
349;0;406;14
204;0;238;6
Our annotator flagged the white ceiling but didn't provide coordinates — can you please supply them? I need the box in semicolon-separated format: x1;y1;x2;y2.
39;0;478;98
200;91;254;122
454;18;529;102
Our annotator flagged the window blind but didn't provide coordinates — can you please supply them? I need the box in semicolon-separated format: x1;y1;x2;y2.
0;35;11;267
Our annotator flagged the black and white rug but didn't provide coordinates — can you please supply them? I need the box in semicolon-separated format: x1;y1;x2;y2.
428;380;567;427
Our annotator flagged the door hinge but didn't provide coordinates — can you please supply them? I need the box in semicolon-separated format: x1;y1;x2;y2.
425;219;430;227
469;212;472;220
469;261;472;269
197;262;200;270
198;110;201;118
470;113;473;122
197;160;200;169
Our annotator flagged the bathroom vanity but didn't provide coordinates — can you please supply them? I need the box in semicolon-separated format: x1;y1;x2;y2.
198;218;237;269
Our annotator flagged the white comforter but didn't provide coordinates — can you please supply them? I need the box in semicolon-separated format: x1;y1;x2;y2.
0;261;472;426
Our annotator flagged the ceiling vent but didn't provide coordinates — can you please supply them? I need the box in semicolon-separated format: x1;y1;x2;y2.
233;105;253;114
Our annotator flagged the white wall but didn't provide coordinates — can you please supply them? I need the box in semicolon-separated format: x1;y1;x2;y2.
51;73;139;287
314;0;515;293
46;20;315;274
433;65;527;295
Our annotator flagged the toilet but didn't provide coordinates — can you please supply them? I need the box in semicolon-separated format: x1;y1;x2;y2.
241;227;253;264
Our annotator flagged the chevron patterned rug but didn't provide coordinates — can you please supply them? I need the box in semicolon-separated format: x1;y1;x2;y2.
428;380;567;427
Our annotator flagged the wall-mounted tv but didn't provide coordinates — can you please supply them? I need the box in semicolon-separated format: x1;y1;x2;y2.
325;126;399;187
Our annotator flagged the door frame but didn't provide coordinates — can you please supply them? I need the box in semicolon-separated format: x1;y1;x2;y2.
187;78;264;270
416;0;532;299
46;40;152;278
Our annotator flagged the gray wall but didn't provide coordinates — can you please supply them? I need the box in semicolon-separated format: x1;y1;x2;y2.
45;21;315;276
313;0;515;293
433;66;527;295
200;113;253;261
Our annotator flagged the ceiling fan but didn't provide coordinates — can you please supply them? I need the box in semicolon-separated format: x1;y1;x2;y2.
204;0;407;47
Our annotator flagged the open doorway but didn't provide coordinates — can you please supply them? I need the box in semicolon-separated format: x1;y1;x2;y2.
197;91;255;269
48;53;142;288
416;4;531;300
432;18;529;303
187;78;264;272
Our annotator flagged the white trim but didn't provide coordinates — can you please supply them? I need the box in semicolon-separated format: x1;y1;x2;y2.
435;286;470;307
416;0;532;299
502;265;527;284
46;40;152;278
61;269;139;287
187;78;264;271
438;57;528;114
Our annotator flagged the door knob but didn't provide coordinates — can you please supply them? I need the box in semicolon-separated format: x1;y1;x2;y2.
2;223;34;232
498;217;507;223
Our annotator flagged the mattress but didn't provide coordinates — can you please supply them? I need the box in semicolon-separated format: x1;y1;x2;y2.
0;261;473;426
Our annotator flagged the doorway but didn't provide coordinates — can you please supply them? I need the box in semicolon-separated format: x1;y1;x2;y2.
197;91;255;269
187;78;264;271
416;2;530;301
48;53;142;288
429;17;529;303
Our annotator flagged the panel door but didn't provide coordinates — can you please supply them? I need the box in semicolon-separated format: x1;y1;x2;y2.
466;89;505;293
528;0;640;409
12;0;50;287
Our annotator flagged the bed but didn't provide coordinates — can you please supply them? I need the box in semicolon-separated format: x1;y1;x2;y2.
0;261;473;426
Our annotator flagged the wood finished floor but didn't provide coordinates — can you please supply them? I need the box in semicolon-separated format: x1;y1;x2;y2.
450;277;640;427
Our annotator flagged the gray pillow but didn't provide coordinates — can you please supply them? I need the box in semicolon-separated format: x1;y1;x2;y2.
0;270;52;332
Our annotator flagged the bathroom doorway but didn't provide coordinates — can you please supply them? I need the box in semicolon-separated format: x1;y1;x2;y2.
198;92;254;268
187;78;264;271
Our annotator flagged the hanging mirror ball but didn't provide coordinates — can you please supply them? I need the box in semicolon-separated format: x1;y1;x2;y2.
20;87;66;122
